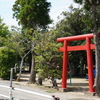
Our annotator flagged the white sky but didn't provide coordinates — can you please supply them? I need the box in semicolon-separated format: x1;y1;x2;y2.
0;0;79;28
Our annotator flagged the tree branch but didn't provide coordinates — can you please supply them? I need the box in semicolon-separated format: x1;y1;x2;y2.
23;50;31;58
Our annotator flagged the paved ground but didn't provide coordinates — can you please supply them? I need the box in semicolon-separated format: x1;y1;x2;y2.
0;73;100;100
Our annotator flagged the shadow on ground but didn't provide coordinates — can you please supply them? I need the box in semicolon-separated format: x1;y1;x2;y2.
17;73;89;92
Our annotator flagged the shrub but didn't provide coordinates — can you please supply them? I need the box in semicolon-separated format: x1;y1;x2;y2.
0;47;17;79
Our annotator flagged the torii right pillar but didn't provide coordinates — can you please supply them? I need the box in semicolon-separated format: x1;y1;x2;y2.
86;37;94;92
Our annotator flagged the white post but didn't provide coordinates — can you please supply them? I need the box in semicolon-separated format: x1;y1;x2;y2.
9;68;13;100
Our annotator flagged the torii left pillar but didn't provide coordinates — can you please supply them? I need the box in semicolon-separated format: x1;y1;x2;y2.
62;40;68;89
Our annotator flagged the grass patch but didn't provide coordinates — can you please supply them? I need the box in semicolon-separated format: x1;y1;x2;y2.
46;90;56;93
14;83;20;85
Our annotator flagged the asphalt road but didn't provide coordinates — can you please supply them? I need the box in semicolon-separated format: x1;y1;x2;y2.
0;80;53;100
0;79;99;100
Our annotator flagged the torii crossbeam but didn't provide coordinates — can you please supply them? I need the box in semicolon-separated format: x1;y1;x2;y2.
57;33;100;92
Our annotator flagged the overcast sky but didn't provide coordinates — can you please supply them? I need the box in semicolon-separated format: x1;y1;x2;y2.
0;0;79;28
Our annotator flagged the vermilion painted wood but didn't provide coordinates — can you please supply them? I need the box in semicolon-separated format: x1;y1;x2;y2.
59;44;95;52
86;38;95;92
57;33;94;42
57;33;100;42
61;40;68;88
57;33;100;92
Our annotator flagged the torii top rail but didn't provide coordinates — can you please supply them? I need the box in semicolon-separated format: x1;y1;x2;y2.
57;33;100;92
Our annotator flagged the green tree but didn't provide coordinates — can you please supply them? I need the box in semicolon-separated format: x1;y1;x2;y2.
0;47;17;79
12;0;52;83
0;16;10;46
74;0;100;96
55;5;91;37
6;26;31;81
34;30;62;86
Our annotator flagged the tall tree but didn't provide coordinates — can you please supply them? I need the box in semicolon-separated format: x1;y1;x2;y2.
12;0;52;83
74;0;100;96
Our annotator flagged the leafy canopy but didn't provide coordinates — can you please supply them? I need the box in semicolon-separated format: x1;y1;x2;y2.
34;30;62;79
74;0;100;10
12;0;52;29
0;16;10;46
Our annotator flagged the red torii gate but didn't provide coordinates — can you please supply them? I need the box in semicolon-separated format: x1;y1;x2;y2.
57;33;100;92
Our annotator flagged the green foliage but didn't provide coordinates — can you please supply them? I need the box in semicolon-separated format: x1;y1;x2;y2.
7;27;31;58
0;16;9;37
12;0;52;29
0;16;10;46
55;5;92;37
34;30;62;79
74;0;100;10
74;0;100;28
74;0;83;4
0;47;17;79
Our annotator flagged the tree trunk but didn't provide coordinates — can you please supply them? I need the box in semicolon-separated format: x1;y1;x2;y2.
28;31;36;84
92;5;100;96
16;57;24;81
28;52;36;84
28;52;32;72
37;77;42;85
16;50;31;81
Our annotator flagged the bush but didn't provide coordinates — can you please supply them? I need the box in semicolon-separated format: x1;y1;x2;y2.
0;47;17;79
